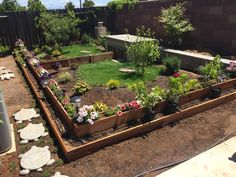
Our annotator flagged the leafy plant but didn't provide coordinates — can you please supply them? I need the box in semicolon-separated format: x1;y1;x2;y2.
71;63;79;70
107;0;137;11
27;0;46;12
63;103;76;118
104;107;118;117
52;50;61;57
0;45;10;56
57;72;72;84
106;79;120;89
199;55;223;87
73;80;91;95
127;40;160;75
81;33;93;45
93;102;108;112
83;0;95;8
163;55;181;75
129;82;164;110
158;2;194;48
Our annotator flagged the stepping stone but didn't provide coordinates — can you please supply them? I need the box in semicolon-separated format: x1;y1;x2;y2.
0;66;6;71
18;123;48;144
53;172;69;177
19;146;55;175
119;67;136;73
80;50;91;54
0;73;15;80
0;69;13;75
13;108;40;123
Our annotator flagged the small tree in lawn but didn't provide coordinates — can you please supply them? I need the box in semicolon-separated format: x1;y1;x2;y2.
65;1;75;12
83;0;95;8
27;0;46;12
158;2;194;48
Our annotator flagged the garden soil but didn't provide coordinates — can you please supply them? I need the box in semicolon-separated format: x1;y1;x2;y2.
0;56;236;177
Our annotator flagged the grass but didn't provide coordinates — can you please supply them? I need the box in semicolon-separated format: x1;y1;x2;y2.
62;44;101;58
8;162;17;172
77;59;164;86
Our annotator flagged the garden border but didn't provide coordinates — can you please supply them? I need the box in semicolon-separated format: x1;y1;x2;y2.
17;58;236;161
39;51;113;69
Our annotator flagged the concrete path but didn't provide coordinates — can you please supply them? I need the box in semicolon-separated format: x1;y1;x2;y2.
157;136;236;177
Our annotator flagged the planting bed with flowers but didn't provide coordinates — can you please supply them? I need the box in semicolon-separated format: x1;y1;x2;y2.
13;39;236;147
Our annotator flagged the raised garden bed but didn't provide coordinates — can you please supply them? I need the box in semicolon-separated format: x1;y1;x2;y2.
40;52;113;70
16;60;236;161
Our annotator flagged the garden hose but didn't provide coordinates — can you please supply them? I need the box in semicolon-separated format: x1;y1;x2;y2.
134;128;236;177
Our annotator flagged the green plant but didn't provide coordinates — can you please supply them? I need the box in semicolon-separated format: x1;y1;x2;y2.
0;45;10;56
106;79;120;89
71;63;79;70
36;12;82;46
57;72;72;84
165;73;201;102
8;162;16;172
27;0;46;12
158;2;194;48
63;103;76;118
81;33;93;45
42;169;52;177
55;159;64;166
94;102;108;112
83;0;95;8
199;55;223;86
163;55;181;75
107;0;137;11
104;107;118;117
34;47;41;55
52;50;61;57
129;82;164;110
73;80;91;95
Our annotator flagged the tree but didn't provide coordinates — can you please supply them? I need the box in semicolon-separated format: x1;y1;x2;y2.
83;0;95;8
0;0;25;12
65;1;75;12
28;0;46;12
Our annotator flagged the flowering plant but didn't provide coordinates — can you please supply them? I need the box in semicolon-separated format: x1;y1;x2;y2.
30;58;40;67
116;100;142;116
76;105;99;125
226;62;236;78
173;72;181;78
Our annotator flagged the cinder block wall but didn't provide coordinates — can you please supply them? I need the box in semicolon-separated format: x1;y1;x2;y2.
114;0;236;55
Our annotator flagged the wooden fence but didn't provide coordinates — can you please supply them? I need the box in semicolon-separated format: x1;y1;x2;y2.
0;7;111;49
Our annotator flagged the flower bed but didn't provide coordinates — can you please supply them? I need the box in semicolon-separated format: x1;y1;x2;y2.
14;39;236;139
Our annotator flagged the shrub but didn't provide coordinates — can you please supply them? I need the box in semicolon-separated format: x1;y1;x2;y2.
57;72;72;84
127;27;160;75
52;50;61;57
199;55;223;86
81;33;93;45
71;63;79;70
93;102;108;112
107;0;137;11
63;103;76;118
73;80;91;95
158;2;194;48
163;56;181;75
36;11;81;46
106;79;120;89
0;45;10;56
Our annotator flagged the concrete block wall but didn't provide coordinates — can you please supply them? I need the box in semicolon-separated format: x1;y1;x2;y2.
114;0;236;55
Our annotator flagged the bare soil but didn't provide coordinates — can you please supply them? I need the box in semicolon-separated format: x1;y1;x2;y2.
1;56;236;177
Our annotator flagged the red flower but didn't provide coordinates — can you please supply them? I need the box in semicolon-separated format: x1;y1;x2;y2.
173;72;181;77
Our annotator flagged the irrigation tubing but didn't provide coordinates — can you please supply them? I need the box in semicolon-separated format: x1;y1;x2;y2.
134;128;236;177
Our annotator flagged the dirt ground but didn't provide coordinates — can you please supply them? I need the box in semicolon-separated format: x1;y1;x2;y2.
0;56;236;177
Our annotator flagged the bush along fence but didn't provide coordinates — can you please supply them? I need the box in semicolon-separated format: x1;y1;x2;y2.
13;40;236;160
0;7;112;49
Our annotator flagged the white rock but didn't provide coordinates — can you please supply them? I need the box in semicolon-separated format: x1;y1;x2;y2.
42;132;49;137
20;146;51;170
46;159;55;166
53;172;69;177
18;154;23;159
16;120;23;124
20;123;45;141
19;169;30;175
20;140;29;144
0;69;13;75
0;73;15;80
0;66;6;71
36;168;43;172
14;108;40;122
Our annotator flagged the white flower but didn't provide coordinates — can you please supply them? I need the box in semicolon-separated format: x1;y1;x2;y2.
88;119;94;125
77;116;83;123
91;111;98;120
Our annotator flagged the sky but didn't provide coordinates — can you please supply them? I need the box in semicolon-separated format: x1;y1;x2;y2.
0;0;110;9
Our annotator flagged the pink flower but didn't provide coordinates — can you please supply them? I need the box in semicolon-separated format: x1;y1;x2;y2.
117;111;123;116
173;72;181;77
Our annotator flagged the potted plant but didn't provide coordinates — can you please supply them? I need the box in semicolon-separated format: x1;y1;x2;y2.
199;55;224;99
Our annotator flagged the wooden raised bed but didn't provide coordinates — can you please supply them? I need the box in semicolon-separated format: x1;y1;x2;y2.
40;51;113;70
16;58;236;161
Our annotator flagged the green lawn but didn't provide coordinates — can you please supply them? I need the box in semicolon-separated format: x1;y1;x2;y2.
77;59;164;86
62;44;101;58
